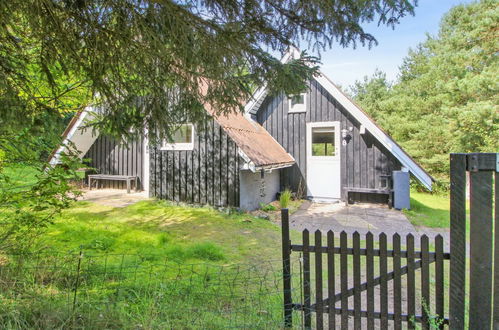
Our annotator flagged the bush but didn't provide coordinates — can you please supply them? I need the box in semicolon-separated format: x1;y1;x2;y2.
259;203;277;212
279;189;292;209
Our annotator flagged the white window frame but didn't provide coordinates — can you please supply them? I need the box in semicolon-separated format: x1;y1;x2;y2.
306;121;341;160
288;93;307;113
160;124;195;151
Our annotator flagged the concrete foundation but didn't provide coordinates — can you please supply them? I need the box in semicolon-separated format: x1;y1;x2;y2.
239;169;280;211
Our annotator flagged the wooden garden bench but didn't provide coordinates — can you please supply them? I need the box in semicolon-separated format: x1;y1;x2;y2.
87;174;138;194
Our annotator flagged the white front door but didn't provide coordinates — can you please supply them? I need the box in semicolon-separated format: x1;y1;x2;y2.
306;122;341;201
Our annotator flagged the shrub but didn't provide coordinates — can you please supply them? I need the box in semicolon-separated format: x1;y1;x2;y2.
259;203;277;212
279;189;292;209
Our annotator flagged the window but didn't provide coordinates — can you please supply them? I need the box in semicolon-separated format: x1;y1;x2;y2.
288;93;307;113
311;127;336;157
161;124;194;150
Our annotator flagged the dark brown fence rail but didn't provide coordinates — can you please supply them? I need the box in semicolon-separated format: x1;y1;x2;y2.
281;209;449;329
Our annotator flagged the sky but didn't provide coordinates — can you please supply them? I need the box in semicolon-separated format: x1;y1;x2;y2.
312;0;474;88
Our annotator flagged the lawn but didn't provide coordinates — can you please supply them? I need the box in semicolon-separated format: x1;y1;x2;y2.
41;199;286;263
403;191;452;228
1;199;293;328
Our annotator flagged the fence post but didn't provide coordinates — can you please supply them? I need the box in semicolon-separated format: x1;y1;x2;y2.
72;249;83;313
281;208;292;328
449;153;466;330
468;155;493;329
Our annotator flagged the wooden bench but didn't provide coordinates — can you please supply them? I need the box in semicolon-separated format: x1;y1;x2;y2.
343;187;394;208
88;174;138;194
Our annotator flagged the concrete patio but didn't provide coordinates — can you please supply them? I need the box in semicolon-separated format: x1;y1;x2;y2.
79;189;149;208
290;201;450;249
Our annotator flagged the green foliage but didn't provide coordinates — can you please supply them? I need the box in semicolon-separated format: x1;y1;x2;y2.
259;202;277;212
1;0;416;142
0;152;83;252
279;189;293;209
350;0;498;183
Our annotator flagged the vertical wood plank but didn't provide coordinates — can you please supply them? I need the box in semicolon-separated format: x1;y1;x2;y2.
379;233;388;329
469;169;493;329
353;232;361;329
449;153;466;329
494;171;499;330
327;231;335;330
435;235;444;329
406;234;416;330
366;232;375;330
303;230;312;329
421;235;430;330
315;230;324;330
340;231;348;330
393;233;402;330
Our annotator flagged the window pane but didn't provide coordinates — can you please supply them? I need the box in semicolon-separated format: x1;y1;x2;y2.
311;127;335;156
290;94;305;107
170;124;193;143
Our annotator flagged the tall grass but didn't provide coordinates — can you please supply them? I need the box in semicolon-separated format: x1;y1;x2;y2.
279;189;292;209
0;252;286;329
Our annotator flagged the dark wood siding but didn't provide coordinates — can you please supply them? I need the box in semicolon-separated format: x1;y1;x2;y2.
84;135;144;189
256;79;401;203
150;120;240;207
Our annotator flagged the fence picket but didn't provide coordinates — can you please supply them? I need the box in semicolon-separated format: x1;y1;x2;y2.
366;232;375;330
327;231;336;330
406;234;416;330
340;231;348;329
353;232;361;329
379;233;388;329
393;233;402;330
315;230;324;330
435;235;444;329
421;235;430;330
303;230;312;329
449;153;466;329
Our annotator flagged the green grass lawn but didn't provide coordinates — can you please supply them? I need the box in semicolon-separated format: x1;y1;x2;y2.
1;164;41;189
42;199;286;263
1;200;291;328
403;191;464;228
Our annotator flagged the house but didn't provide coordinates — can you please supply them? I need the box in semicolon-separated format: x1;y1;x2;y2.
49;48;433;210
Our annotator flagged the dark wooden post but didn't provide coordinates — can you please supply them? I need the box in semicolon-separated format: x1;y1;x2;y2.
449;153;466;329
281;208;292;328
494;170;499;330
468;154;493;329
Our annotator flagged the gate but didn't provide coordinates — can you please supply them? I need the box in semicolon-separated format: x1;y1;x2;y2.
281;153;498;329
281;210;449;329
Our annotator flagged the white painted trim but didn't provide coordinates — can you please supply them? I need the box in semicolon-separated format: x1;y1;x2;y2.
160;124;195;151
313;73;433;190
306;121;341;160
49;107;96;166
142;127;150;195
243;47;433;191
288;93;307;113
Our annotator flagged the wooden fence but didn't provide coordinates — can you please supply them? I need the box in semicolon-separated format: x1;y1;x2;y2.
281;209;449;329
449;153;498;329
281;152;498;329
